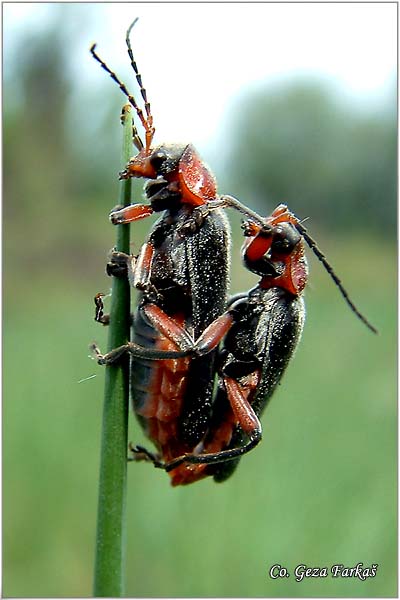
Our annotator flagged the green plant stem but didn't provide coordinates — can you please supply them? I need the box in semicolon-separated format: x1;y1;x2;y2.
93;106;133;597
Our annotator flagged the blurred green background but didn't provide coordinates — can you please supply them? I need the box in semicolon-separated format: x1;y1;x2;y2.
4;3;396;597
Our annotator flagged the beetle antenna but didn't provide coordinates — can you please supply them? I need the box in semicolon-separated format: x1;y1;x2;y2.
90;41;148;150
125;19;155;152
295;222;378;333
125;20;153;125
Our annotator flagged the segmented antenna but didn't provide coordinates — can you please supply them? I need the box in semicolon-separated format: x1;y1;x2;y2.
90;18;155;153
125;20;153;126
295;221;378;334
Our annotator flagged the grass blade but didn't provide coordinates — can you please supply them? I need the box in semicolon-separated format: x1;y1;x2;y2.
93;105;133;597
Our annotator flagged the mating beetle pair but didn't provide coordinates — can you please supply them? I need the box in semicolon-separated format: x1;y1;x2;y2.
91;21;376;486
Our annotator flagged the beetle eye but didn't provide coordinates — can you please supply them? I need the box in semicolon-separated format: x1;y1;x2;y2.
272;224;301;254
150;150;167;172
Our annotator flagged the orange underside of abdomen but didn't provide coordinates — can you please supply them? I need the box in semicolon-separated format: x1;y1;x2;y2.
135;316;192;461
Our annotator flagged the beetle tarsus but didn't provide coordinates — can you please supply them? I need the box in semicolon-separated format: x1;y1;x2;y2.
128;443;164;468
136;282;163;304
177;206;210;237
106;250;131;278
89;342;130;365
94;293;110;325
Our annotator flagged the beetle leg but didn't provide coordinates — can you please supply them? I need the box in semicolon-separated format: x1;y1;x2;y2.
99;308;235;365
176;205;210;236
95;250;131;325
105;250;133;280
94;287;237;365
90;340;191;365
133;241;159;295
161;376;262;472
179;194;267;230
94;306;235;368
94;293;110;325
103;250;138;301
218;194;268;229
140;306;235;356
223;376;262;441
192;312;235;356
141;301;236;353
93;292;132;327
129;240;166;304
128;443;164;467
90;341;131;365
109;203;154;224
142;304;195;352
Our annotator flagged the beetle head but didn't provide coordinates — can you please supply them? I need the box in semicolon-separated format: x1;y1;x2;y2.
242;209;308;296
121;143;217;209
119;143;187;180
242;204;377;333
